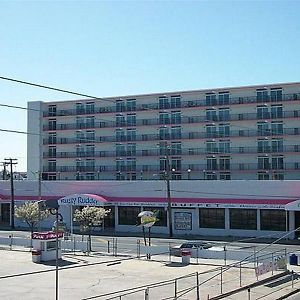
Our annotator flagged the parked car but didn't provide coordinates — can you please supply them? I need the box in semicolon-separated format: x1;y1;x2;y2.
170;241;213;256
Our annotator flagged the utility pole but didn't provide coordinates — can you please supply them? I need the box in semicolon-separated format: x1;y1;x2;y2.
4;158;18;229
1;162;8;180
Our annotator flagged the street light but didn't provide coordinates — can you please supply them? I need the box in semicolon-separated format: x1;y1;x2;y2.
187;168;191;180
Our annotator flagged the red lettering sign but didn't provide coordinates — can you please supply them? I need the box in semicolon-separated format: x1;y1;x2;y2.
32;231;64;240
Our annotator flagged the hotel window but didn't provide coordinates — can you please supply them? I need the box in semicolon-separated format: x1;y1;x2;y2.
171;126;182;139
260;210;286;231
116;144;126;156
48;174;57;181
159;112;170;125
118;206;141;225
85;159;95;172
206;109;217;121
160;158;167;171
273;172;284;180
159;97;169;109
258;172;269;180
116;100;125;112
271;122;283;135
206;172;217;180
171;111;181;124
86;102;95;114
258;156;270;170
159;127;170;140
86;130;95;142
206;124;217;138
76;131;85;143
143;207;167;227
76;102;85;114
86;145;95;157
126;158;136;172
218;92;230;105
86;116;95;128
219;156;230;170
271;105;283;118
127;114;136;126
272;156;284;170
48;146;56;158
127;143;136;156
126;128;136;141
126;99;136;111
171;96;181;108
171;142;182;155
257;122;269;136
116;114;125;127
219;140;230;153
85;173;95;180
206;141;218;154
76;117;85;129
271;139;283;152
220;172;231;180
257;139;270;153
116;172;125;181
76;145;84;157
219;108;230;121
48;132;56;144
116;129;126;142
48;105;57;117
206;93;217;106
206;157;217;170
172;173;182;180
116;159;125;172
219;124;230;137
199;208;225;229
270;88;282;101
230;209;257;230
48;119;56;131
257;106;269;119
48;160;56;172
171;158;181;172
256;89;268;102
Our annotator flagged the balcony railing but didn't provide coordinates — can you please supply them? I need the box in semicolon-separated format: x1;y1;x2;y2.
43;108;300;131
42;127;300;145
42;162;300;173
42;92;300;117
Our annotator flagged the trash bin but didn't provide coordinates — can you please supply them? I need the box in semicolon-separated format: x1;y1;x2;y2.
32;249;41;263
290;254;298;266
181;250;191;265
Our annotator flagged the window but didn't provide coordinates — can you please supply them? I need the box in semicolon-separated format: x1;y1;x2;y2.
159;97;169;109
206;141;218;154
219;140;230;154
126;99;136;111
48;160;56;172
199;208;225;228
272;156;284;170
271;139;283;152
116;129;126;142
220;172;231;180
206;124;217;138
116;171;125;180
256;89;268;102
260;210;286;231
171;111;181;124
206;172;217;180
48;133;56;144
127;114;136;126
126;158;136;172
143;207;167;227
171;96;181;108
219;108;230;121
218;92;229;105
257;106;269;119
86;130;95;142
76;117;85;129
159;158;167;171
118;206;141;225
86;102;95;114
126;128;136;141
159;112;170;125
76;145;84;157
171;158;181;172
48;146;56;158
116;144;126;156
116;114;125;127
257;122;269;136
258;156;270;170
48;119;56;131
258;172;269;180
206;109;217;121
48;174;57;181
86;145;95;157
270;88;282;101
76;131;85;143
171;126;181;139
172;173;182;180
127;143;136;156
85;159;95;171
206;157;217;170
219;124;230;137
257;139;270;153
116;100;125;112
219;156;230;170
230;209;257;230
273;172;284;180
271;105;283;118
86;116;95;128
116;159;125;172
206;93;217;106
76;103;84;114
171;142;182;155
159;127;170;140
85;173;95;180
271;122;283;135
48;105;57;117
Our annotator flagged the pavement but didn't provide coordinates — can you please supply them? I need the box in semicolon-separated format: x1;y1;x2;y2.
0;247;300;300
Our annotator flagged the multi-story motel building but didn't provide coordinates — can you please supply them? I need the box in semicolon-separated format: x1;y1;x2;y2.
27;82;300;181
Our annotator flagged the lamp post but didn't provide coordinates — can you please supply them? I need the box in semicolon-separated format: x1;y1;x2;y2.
187;168;191;180
165;144;173;238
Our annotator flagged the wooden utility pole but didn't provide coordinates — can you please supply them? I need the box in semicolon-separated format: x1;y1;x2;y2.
4;158;18;229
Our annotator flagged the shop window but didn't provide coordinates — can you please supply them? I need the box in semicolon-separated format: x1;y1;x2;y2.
118;206;141;225
199;208;225;229
260;210;286;231
230;209;257;230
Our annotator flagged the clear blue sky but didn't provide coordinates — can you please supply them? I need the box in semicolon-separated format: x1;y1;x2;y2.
0;0;299;172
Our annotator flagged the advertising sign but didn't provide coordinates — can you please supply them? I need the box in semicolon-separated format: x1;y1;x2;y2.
174;212;192;230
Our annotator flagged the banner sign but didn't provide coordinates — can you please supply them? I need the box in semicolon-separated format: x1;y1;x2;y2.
58;194;104;206
174;212;192;230
32;231;64;240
